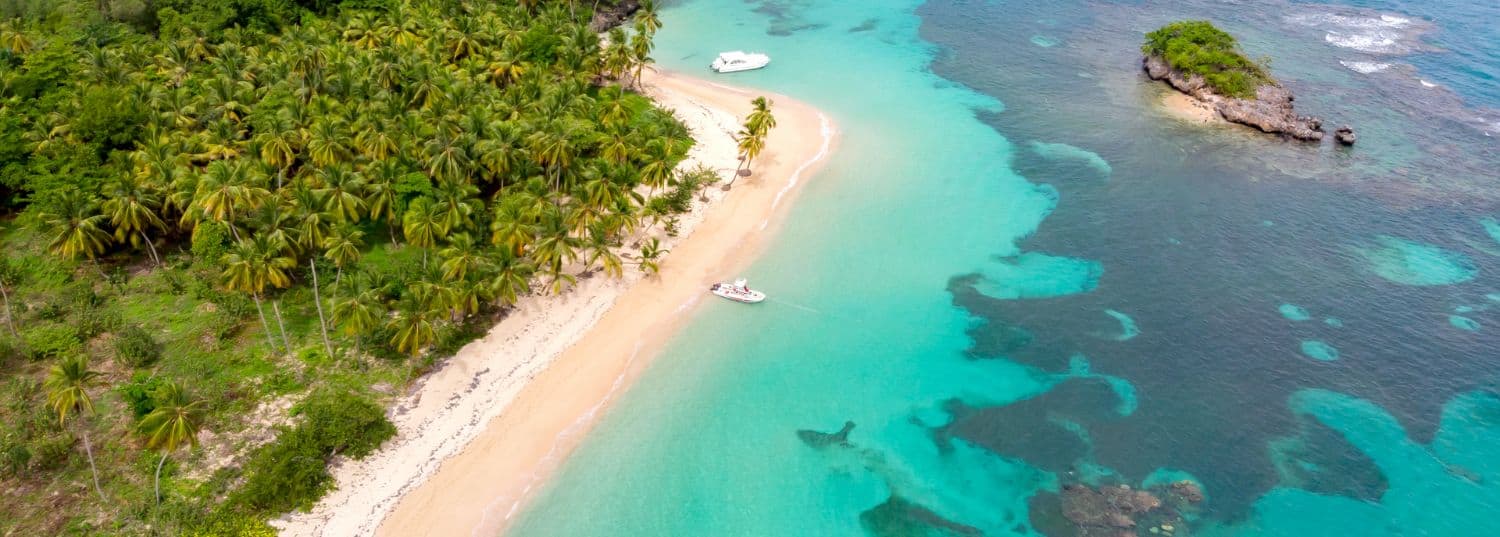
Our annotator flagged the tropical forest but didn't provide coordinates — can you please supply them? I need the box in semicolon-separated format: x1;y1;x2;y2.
0;0;712;534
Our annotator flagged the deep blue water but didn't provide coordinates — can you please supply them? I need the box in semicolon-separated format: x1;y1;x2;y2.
508;0;1500;535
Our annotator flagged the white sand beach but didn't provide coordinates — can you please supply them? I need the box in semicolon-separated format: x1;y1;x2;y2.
272;69;837;537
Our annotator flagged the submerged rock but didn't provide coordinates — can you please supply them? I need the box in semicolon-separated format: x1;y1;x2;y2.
1336;125;1357;145
1061;484;1162;531
1167;480;1205;504
1143;55;1330;142
796;420;856;448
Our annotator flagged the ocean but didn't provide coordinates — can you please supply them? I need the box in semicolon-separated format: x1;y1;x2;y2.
507;0;1500;535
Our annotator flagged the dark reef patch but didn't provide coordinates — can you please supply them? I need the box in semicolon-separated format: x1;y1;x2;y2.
860;495;983;537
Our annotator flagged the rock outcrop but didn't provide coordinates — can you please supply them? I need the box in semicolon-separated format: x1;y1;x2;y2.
1144;54;1343;142
796;421;856;449
589;0;642;32
1335;125;1357;145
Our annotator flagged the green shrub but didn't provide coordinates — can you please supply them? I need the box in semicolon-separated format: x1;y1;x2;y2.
231;389;395;513
1142;20;1271;98
292;388;395;459
112;324;163;367
118;374;168;418
182;510;279;537
27;432;73;472
1;441;30;477
21;323;81;360
191;222;231;267
74;307;122;340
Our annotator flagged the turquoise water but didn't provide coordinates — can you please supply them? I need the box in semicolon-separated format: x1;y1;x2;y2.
509;0;1500;535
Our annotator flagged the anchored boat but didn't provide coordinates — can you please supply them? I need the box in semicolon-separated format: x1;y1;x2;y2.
710;278;765;303
710;51;771;73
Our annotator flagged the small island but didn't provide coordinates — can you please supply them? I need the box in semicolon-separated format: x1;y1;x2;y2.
1142;20;1354;144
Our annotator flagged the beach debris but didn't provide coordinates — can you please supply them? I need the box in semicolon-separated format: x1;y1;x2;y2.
796;420;856;449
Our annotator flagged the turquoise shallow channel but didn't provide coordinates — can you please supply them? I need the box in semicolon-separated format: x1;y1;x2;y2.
509;0;1500;535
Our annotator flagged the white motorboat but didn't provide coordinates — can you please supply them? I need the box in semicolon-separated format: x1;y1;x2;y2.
710;51;770;73
710;278;766;303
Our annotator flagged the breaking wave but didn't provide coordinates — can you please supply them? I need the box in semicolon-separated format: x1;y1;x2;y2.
1339;60;1392;74
1287;11;1425;55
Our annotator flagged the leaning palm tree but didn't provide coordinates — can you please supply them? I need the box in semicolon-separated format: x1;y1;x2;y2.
220;234;297;355
135;381;204;506
727;126;767;190
44;355;106;502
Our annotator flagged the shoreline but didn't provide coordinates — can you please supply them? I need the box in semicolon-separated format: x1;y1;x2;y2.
273;69;837;537
1159;90;1225;125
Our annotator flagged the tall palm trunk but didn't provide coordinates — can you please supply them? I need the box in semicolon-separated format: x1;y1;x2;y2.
82;430;105;502
154;451;168;505
0;284;17;338
252;293;279;354
272;300;291;354
140;230;161;267
310;258;333;358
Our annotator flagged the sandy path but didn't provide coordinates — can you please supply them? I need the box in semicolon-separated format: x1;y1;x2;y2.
273;70;836;537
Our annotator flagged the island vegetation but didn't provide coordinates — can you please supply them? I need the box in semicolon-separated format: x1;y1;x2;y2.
0;0;733;534
1141;20;1272;99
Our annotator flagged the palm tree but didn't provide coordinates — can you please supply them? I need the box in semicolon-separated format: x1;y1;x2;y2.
322;225;365;286
638;237;666;276
315;164;367;223
190;160;268;241
439;233;488;281
432;180;480;233
39;191;112;268
135;381;204;506
333;285;385;359
484;247;534;308
638;141;676;196
636;0;663;35
220;234;297;355
102;176;167;266
730;126;767;187
402;197;446;267
388;296;438;357
747;96;777;136
629;20;655;89
44;356;106;502
489;198;537;257
364;159;407;244
532;215;579;294
584;225;624;278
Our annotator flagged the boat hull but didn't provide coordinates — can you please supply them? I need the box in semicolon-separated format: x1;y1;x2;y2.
710;284;766;303
711;63;768;73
